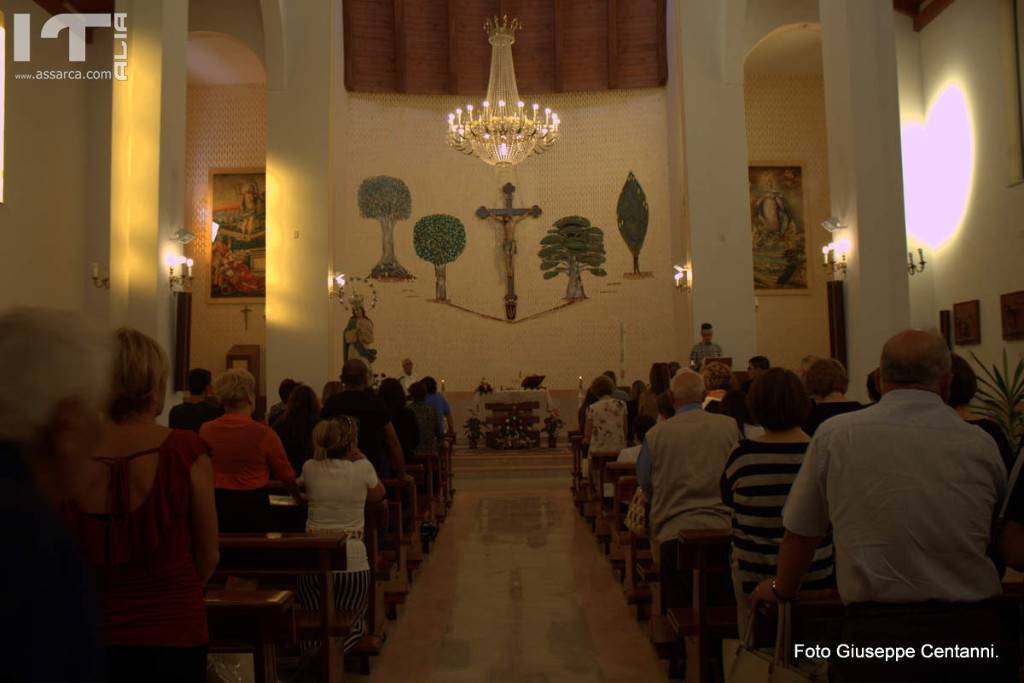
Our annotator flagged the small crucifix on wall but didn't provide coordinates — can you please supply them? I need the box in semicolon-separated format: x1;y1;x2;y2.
476;182;542;321
240;305;253;331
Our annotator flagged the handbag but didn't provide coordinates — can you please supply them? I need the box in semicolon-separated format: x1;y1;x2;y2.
624;488;647;535
724;603;821;683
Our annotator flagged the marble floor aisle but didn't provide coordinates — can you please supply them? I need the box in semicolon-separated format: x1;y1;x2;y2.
354;472;665;683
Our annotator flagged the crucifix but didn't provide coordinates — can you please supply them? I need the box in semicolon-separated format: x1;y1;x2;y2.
476;182;542;321
240;305;253;331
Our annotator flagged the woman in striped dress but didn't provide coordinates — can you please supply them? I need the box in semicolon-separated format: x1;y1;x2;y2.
720;367;835;628
297;416;386;654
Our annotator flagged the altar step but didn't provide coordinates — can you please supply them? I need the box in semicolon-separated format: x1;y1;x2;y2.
452;447;572;479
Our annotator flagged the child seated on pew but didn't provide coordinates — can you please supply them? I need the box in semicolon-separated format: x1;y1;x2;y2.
297;416;387;655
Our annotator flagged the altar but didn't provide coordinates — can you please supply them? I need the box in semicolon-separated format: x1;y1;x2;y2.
476;388;552;450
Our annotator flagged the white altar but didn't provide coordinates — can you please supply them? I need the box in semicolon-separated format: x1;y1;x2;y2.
474;388;552;415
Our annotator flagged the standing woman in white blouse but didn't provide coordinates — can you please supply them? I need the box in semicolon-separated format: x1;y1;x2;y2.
298;416;386;654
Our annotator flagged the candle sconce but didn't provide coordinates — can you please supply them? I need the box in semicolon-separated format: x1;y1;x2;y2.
673;265;691;291
907;248;926;276
90;262;110;289
166;255;194;292
821;239;850;280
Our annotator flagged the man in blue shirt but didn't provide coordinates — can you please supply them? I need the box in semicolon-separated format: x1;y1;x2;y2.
422;376;454;439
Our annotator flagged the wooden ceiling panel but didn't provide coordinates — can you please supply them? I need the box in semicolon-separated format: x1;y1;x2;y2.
344;0;666;95
506;0;557;94
343;0;398;92
614;0;665;89
449;0;500;94
402;0;453;94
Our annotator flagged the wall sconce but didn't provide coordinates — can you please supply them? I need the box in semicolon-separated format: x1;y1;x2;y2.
673;265;691;290
90;262;110;289
822;239;850;279
821;217;843;234
166;254;194;291
169;228;196;245
907;248;926;275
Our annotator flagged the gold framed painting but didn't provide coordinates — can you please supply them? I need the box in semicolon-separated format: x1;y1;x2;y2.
208;168;266;303
749;164;808;295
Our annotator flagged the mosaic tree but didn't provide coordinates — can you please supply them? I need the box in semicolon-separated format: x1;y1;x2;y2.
358;175;413;280
413;213;466;302
616;171;651;276
538;215;607;301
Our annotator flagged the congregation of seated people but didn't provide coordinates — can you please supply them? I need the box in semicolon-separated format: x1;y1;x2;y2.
572;332;1023;682
3;307;455;683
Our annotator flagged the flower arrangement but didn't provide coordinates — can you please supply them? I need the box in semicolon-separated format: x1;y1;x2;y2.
543;409;565;437
463;410;485;444
475;378;494;395
493;414;533;449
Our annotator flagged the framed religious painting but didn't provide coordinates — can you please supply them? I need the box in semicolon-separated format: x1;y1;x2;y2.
208;169;266;303
953;299;981;346
748;164;808;295
1002;290;1024;340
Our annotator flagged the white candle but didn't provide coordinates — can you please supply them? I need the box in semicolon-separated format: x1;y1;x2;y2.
91;262;99;279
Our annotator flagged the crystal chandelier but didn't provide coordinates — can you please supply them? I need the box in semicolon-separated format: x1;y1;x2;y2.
446;16;561;167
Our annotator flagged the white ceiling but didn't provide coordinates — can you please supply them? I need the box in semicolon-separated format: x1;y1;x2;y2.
745;23;823;77
187;31;266;86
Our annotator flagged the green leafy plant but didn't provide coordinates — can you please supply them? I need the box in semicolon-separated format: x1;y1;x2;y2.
413;214;466;302
538;215;607;301
617;171;650;275
542;409;565;438
971;350;1024;457
463;412;484;442
358;176;413;280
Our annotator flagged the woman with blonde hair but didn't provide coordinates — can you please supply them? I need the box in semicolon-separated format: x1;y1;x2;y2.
63;328;219;683
297;416;386;654
200;368;300;531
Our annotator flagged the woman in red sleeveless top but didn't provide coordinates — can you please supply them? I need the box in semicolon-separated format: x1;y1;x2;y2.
64;328;219;683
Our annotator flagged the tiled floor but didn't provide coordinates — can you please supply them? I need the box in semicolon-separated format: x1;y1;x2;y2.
353;471;665;683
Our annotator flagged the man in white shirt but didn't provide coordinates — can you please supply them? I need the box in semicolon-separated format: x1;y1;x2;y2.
398;358;419;392
751;330;1011;681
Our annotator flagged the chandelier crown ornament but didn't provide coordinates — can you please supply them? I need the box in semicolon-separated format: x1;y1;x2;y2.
446;15;561;167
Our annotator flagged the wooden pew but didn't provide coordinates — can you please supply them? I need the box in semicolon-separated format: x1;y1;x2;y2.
206;589;295;683
380;477;413;615
665;529;737;683
570;434;585;512
602;466;636;579
216;533;352;683
587;450;620;539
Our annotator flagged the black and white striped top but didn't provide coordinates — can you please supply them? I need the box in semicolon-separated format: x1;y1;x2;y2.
720;440;835;595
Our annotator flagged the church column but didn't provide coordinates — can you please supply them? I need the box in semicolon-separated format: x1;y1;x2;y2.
675;0;758;365
109;0;187;399
264;0;340;391
819;0;911;393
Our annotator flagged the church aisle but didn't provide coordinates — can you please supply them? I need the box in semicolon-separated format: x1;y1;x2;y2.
355;470;664;682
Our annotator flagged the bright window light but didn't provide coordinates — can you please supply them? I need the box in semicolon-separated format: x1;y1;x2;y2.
0;11;6;204
901;83;975;248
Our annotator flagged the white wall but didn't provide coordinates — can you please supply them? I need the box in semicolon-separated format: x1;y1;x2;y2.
0;0;111;318
899;0;1024;365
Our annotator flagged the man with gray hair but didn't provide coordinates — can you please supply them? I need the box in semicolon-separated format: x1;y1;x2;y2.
0;307;110;682
637;369;740;612
752;330;1011;681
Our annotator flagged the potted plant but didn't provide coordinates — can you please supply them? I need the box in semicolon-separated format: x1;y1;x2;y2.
463;411;484;449
543;409;565;448
971;350;1024;457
